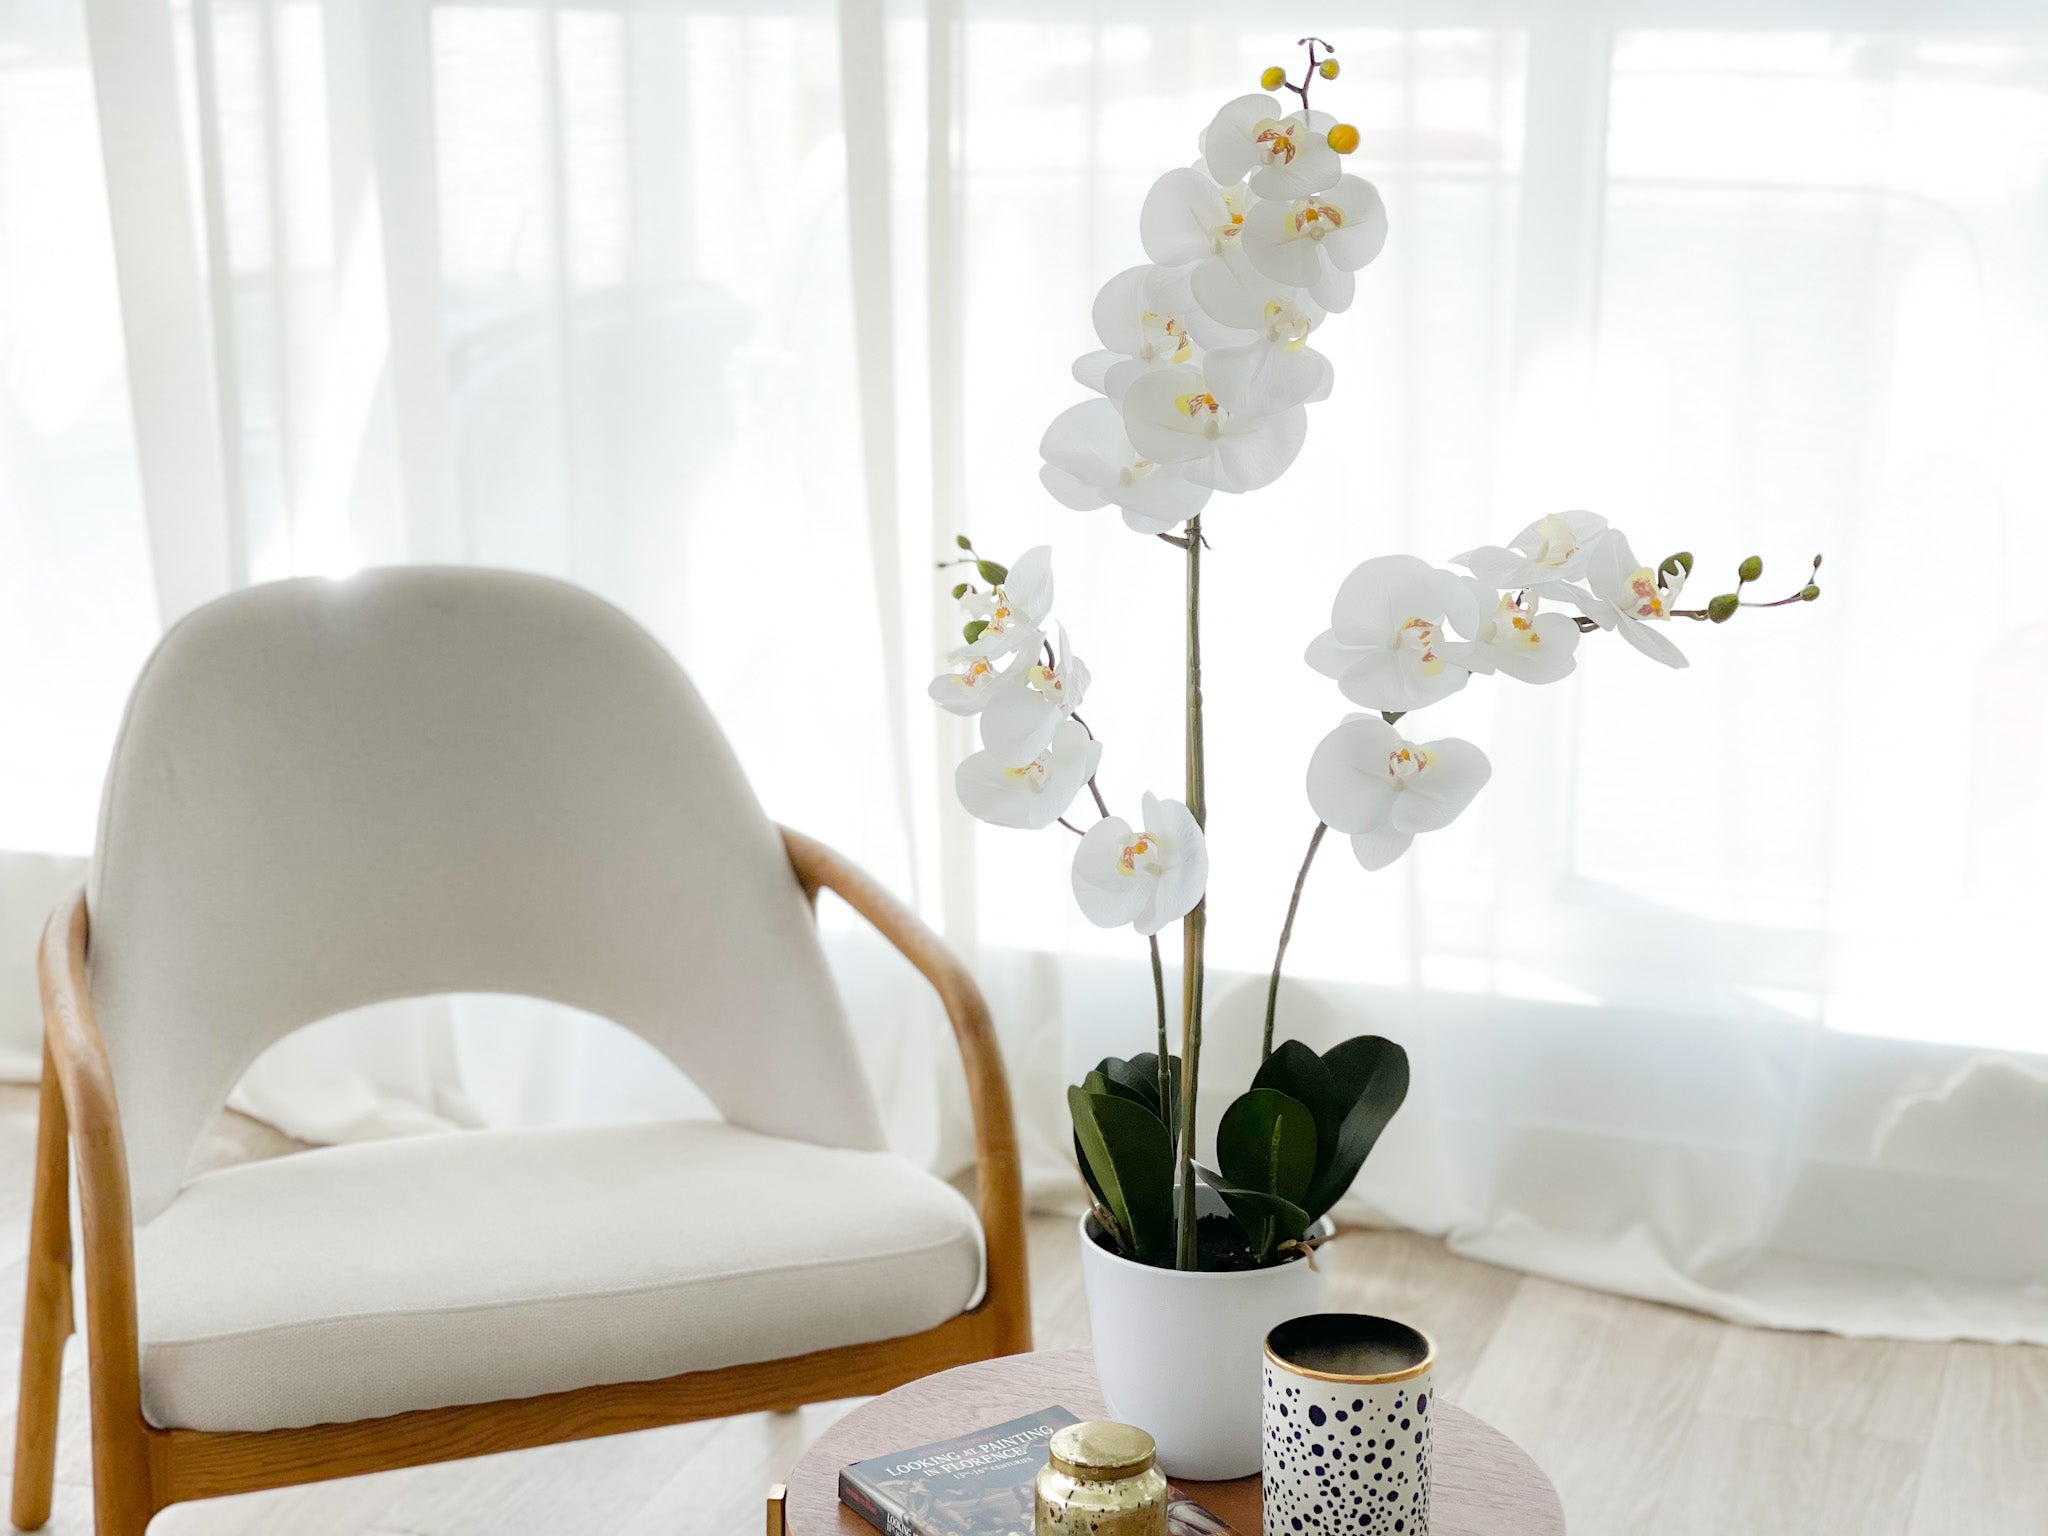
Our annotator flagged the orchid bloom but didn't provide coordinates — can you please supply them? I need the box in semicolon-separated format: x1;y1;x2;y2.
1452;511;1609;596
1189;245;1333;416
979;628;1091;765
1073;264;1234;401
956;717;1102;831
959;544;1054;659
1305;554;1486;712
927;640;1030;717
1307;714;1492;871
1583;530;1691;669
1071;792;1209;936
1121;364;1307;494
1455;591;1581;685
1200;94;1342;199
1039;398;1213;535
1140;164;1257;271
1240;174;1388;314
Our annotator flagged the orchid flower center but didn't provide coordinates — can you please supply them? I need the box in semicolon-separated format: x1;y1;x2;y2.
1117;834;1162;876
1139;310;1193;364
1625;567;1668;620
958;656;995;686
1262;298;1314;350
1481;594;1543;650
983;590;1016;634
1528;514;1581;568
1003;758;1049;789
1208;189;1250;252
1025;662;1066;702
1394;616;1444;675
1254;120;1300;165
1118;457;1158;487
1386;743;1433;786
1289;197;1345;239
1174;391;1225;439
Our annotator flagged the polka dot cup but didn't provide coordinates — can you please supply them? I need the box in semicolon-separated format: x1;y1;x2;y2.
1262;1313;1435;1536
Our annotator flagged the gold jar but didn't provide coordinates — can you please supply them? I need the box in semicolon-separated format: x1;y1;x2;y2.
1034;1420;1168;1536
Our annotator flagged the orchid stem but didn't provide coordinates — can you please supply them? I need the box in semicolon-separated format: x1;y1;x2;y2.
1263;821;1327;1062
1175;514;1207;1270
1086;775;1110;820
1149;934;1172;1162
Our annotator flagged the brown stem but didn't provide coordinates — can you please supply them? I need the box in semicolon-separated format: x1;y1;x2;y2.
1263;822;1328;1062
1175;514;1207;1269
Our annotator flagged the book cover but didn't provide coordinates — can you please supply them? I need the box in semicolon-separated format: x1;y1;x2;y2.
837;1406;1241;1536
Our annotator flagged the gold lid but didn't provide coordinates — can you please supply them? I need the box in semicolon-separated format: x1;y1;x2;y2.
1046;1421;1156;1481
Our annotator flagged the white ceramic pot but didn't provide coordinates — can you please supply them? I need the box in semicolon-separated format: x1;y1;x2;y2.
1077;1207;1334;1480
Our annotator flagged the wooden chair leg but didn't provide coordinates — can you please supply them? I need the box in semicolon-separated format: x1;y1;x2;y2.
766;1483;788;1536
12;1056;73;1532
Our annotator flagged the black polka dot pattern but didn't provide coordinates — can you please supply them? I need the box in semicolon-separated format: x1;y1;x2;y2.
1262;1367;1432;1535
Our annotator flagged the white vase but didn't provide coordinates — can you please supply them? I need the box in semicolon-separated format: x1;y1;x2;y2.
1077;1207;1334;1480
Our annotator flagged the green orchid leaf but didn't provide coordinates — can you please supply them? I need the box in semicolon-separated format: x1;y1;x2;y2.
1306;1035;1410;1219
1068;1083;1175;1265
1216;1088;1318;1206
1090;1053;1182;1127
1252;1039;1345;1150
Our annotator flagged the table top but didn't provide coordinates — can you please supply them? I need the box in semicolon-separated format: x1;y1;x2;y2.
782;1347;1564;1536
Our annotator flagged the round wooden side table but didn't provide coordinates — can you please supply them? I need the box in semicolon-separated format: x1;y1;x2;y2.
774;1347;1564;1536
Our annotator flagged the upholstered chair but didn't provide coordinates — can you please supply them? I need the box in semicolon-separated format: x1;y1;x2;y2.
10;568;1029;1536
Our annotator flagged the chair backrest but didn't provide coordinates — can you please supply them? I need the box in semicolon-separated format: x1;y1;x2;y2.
87;567;886;1224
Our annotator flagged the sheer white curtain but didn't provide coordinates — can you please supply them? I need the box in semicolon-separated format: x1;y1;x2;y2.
3;1;2046;1340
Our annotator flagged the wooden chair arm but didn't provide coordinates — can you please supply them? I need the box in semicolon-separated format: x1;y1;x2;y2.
780;828;1030;1352
38;888;155;1504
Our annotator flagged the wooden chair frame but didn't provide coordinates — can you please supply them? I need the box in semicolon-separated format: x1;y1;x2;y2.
10;828;1031;1536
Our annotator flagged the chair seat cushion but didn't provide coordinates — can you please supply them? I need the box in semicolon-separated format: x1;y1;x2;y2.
133;1120;985;1432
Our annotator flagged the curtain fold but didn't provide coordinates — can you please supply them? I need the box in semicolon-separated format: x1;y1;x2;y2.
2;2;2046;1342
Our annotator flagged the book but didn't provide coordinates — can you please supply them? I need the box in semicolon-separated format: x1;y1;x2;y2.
838;1406;1241;1536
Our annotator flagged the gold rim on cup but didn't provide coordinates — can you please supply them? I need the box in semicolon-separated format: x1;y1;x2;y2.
1263;1313;1438;1385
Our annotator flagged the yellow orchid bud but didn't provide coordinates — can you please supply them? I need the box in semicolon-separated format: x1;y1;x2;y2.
1260;65;1286;90
1327;123;1360;154
1319;58;1340;79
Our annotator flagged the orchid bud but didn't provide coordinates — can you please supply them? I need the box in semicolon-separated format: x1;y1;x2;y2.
951;582;969;600
1801;584;1821;602
1812;553;1824;570
1260;65;1286;90
1327;123;1360;154
1319;58;1340;79
963;620;989;645
1738;555;1763;583
1708;593;1739;623
954;534;973;550
976;560;1008;584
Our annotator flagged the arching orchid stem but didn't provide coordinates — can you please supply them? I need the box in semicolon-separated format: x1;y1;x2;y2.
1058;817;1086;837
1175;514;1207;1269
1280;36;1335;109
1086;775;1110;820
1262;821;1328;1062
1149;934;1172;1160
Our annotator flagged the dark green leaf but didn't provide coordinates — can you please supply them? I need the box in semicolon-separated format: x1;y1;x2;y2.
1306;1036;1411;1218
1092;1053;1181;1126
1217;1089;1318;1206
1068;1084;1174;1265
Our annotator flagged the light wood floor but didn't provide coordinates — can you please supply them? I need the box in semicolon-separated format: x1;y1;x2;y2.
3;1084;2044;1535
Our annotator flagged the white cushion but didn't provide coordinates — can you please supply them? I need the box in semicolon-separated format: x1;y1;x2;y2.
133;1120;984;1432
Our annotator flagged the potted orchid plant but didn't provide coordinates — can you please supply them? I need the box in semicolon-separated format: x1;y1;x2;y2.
928;39;1825;1477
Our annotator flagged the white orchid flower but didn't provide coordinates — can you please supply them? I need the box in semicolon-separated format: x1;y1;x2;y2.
1139;164;1256;269
1452;511;1609;595
1305;554;1486;712
1070;792;1209;936
1306;714;1492;871
1039;398;1212;535
1121;364;1307;495
978;627;1090;765
1200;95;1342;199
1186;244;1332;414
1240;174;1388;313
956;717;1102;831
1581;531;1690;669
927;639;1035;717
1454;591;1582;685
1073;264;1238;401
959;545;1054;659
